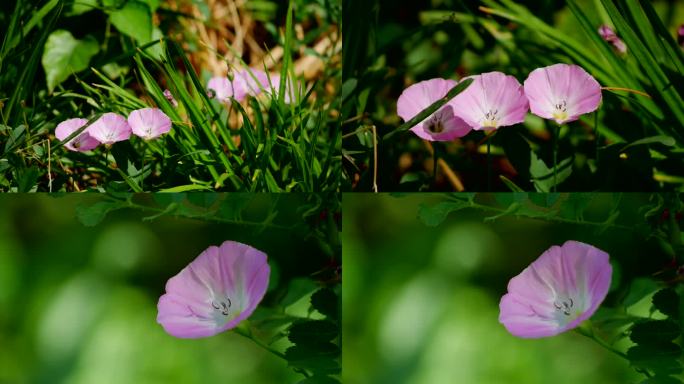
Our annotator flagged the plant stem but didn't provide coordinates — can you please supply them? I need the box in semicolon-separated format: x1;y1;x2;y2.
487;139;491;192
233;326;288;361
594;110;600;168
433;142;439;189
553;124;559;192
575;324;628;361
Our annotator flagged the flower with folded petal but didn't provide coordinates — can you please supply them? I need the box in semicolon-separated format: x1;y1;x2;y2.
55;118;100;152
157;240;270;339
523;64;602;125
450;71;529;131
87;112;132;145
207;76;235;103
598;25;627;54
397;78;472;141
128;108;172;140
499;240;612;338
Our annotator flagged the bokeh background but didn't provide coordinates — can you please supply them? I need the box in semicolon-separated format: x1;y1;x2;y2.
0;193;337;383
343;193;672;384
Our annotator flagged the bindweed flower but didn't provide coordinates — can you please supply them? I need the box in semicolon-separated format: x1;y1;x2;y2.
55;118;100;152
397;78;472;141
163;89;178;107
524;64;602;125
128;108;172;140
499;240;612;338
263;73;302;105
157;240;270;339
598;25;627;54
207;76;234;103
450;72;529;131
88;112;132;145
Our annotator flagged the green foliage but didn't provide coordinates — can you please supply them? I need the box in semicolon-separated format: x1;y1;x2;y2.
42;30;100;93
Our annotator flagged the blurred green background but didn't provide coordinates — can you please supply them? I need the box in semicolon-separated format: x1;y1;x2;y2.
342;193;671;384
0;193;335;384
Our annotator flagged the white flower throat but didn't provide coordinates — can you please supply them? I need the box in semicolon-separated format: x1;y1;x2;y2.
552;100;568;122
482;108;499;128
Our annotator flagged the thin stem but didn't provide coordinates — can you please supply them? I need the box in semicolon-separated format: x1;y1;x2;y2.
487;140;491;192
233;327;288;361
433;142;439;189
594;110;599;167
553;124;559;192
575;326;628;361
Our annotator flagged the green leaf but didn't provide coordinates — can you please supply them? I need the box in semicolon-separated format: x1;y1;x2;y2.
297;376;340;384
288;320;338;346
108;0;152;43
623;277;661;308
529;151;572;192
281;278;318;308
218;194;254;219
628;342;682;375
310;288;338;319
418;201;470;227
640;375;683;384
653;288;680;319
16;166;39;192
75;201;124;227
630;320;680;345
41;30;99;93
285;342;340;375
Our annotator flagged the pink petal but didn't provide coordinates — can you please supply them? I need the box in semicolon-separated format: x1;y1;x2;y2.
128;107;172;140
450;72;528;130
207;77;233;102
87;113;132;144
55;118;100;152
397;78;473;141
524;64;601;124
157;240;270;339
499;241;611;338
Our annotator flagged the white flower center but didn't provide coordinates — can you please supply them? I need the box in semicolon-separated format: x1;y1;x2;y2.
210;296;233;324
482;109;499;128
552;100;568;122
552;294;583;326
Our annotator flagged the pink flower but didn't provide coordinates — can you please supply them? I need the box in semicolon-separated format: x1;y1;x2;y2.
499;241;612;338
55;118;100;152
88;112;132;145
598;25;627;54
264;73;302;105
128;108;172;140
523;64;602;124
207;76;236;103
678;24;684;49
396;78;472;141
450;72;529;131
157;240;270;339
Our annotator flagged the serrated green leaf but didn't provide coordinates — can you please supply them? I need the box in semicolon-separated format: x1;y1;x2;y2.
653;288;680;319
630;320;680;345
75;201;124;227
288;320;338;346
418;201;470;227
310;288;338;319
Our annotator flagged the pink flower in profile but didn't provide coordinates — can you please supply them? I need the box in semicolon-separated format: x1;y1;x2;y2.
88;112;132;145
264;73;302;105
55;118;100;152
523;64;602;124
157;240;270;339
598;25;627;54
163;89;178;107
450;72;529;131
397;78;472;141
128;108;172;140
499;240;612;338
